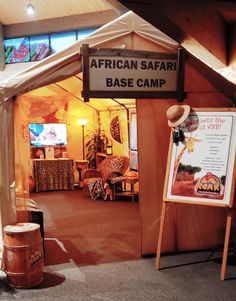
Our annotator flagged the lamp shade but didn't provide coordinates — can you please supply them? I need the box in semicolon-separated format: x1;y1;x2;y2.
78;119;89;126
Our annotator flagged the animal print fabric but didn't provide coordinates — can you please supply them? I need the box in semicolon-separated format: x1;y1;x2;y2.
33;159;74;192
87;178;105;200
105;157;124;173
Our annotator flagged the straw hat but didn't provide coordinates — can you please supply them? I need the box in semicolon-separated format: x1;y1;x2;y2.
166;105;191;127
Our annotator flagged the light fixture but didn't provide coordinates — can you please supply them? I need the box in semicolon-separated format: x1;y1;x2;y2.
78;119;89;160
26;3;35;15
106;145;113;155
78;119;89;126
106;140;113;155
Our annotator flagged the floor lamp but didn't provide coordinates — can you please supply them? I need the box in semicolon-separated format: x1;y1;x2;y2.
78;119;89;160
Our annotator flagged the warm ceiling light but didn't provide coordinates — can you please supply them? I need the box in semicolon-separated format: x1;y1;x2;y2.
26;4;35;15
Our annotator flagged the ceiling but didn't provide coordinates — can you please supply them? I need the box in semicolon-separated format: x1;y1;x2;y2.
1;1;128;39
209;0;236;24
0;0;121;25
118;0;236;84
2;0;236;105
1;0;235;26
118;0;236;24
0;1;133;112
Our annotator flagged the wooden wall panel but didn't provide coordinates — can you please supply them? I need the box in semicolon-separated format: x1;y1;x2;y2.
138;59;232;255
159;3;227;67
137;99;177;254
4;10;118;38
119;1;227;68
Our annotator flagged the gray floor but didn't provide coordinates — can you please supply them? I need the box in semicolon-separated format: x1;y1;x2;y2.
1;249;236;301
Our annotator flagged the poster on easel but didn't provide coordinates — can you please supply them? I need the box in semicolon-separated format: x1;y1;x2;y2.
165;109;236;207
156;107;236;281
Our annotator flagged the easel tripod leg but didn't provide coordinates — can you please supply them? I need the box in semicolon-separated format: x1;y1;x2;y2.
156;201;167;269
220;209;233;281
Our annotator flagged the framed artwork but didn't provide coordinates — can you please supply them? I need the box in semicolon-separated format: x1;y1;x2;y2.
54;147;67;158
31;147;45;159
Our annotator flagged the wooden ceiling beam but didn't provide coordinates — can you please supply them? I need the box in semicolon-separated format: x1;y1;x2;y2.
3;10;118;38
186;50;236;103
118;1;228;69
103;0;129;15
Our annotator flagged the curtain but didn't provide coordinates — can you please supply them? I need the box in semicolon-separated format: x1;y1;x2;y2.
14;94;69;199
0;99;17;263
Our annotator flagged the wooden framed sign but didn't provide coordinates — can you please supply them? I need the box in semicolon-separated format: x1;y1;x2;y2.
81;44;185;102
156;108;236;280
164;108;236;207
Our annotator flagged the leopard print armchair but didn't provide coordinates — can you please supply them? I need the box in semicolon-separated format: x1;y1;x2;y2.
81;156;130;197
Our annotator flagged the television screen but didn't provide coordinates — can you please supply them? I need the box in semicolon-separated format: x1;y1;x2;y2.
29;123;67;146
130;150;138;171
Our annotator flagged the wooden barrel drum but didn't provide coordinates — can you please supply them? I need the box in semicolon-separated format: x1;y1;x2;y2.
3;222;44;288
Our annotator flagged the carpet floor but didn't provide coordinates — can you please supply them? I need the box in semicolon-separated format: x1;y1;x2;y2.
1;191;236;299
30;189;141;266
1;250;236;300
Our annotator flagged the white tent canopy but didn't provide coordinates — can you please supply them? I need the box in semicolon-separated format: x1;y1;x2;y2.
0;11;179;260
0;11;178;103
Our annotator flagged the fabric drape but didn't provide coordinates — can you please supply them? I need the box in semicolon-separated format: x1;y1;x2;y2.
0;99;17;263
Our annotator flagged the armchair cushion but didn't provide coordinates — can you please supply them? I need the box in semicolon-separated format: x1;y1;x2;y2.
101;156;124;182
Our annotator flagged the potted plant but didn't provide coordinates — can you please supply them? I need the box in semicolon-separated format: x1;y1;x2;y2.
85;129;109;168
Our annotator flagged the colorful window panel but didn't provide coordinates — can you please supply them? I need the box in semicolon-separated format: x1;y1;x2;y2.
4;27;99;64
30;35;51;61
50;31;76;53
4;37;30;63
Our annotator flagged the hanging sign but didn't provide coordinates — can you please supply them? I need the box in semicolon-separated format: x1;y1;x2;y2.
81;44;185;102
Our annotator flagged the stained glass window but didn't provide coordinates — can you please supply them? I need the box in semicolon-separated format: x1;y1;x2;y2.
4;27;99;64
4;37;30;63
30;35;50;61
51;31;76;53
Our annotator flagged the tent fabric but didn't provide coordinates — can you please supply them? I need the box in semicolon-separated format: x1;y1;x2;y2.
0;11;179;261
0;99;17;259
0;11;178;103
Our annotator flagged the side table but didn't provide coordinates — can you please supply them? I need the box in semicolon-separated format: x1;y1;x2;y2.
113;176;139;202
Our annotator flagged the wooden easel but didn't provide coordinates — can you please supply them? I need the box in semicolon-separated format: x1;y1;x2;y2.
156;108;236;280
156;202;234;280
